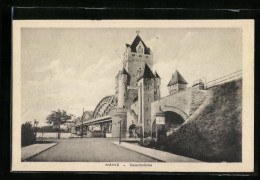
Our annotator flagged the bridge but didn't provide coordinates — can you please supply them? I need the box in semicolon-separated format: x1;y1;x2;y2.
73;95;117;137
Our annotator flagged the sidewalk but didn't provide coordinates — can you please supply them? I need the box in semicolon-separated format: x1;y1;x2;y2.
113;142;200;162
22;143;57;161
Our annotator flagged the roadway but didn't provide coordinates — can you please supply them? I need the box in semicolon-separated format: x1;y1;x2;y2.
28;138;157;162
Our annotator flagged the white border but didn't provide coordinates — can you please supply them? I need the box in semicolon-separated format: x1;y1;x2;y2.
12;20;254;172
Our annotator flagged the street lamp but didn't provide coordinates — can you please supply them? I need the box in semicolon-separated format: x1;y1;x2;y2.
119;120;122;144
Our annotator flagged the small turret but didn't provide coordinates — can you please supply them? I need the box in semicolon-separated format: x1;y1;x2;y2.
117;68;129;108
154;71;161;100
167;70;188;95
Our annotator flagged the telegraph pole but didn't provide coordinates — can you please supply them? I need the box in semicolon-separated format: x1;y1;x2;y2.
81;108;84;138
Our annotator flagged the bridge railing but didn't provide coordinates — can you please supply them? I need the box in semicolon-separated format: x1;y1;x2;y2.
205;70;242;89
110;107;127;114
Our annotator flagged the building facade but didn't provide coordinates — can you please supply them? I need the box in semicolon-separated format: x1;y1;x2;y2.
111;33;190;138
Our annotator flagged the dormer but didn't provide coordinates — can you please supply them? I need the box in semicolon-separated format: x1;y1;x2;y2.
136;41;144;54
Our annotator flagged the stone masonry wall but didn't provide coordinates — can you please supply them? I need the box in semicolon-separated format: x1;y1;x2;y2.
151;87;208;126
125;52;153;87
189;88;207;115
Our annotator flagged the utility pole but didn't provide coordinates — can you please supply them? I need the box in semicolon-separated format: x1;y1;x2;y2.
33;119;38;140
81;108;84;138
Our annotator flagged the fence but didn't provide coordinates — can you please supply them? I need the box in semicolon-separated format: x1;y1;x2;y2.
206;70;242;89
36;132;77;139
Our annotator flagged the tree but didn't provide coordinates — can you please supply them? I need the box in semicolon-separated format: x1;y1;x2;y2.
46;109;71;139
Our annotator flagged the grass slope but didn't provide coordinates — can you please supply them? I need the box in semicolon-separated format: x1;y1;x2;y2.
157;79;242;162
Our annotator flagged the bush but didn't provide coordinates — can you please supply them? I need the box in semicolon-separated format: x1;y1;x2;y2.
21;122;36;147
140;137;156;147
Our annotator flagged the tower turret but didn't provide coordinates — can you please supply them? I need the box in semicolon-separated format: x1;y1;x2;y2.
154;71;161;101
167;70;188;95
117;68;129;108
137;63;155;136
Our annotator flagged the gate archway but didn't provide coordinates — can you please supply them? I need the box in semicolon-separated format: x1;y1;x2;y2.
160;105;188;136
164;111;185;132
128;124;137;138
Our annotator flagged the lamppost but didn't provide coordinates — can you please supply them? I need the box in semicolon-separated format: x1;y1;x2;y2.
119;120;122;144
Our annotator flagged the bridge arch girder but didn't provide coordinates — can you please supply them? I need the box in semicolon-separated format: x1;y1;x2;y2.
92;95;117;119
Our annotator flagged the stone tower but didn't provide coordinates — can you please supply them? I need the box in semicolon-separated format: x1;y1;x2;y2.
154;71;161;101
167;70;188;95
115;68;129;108
123;33;153;87
137;63;155;137
112;68;129;138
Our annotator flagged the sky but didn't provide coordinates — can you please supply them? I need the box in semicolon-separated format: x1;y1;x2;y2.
21;28;242;126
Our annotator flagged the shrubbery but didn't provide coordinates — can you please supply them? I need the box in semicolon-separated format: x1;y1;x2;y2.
21;122;36;147
155;79;242;162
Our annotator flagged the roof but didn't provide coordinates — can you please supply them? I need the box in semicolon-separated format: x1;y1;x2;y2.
167;70;188;86
119;67;129;75
154;71;161;79
115;67;130;85
115;67;128;77
129;35;151;55
126;43;130;47
137;63;155;81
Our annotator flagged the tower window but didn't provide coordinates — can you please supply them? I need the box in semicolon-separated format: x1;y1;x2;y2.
132;54;135;57
139;55;142;57
138;46;144;54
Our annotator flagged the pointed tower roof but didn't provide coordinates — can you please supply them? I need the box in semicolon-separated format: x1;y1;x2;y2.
119;67;129;75
116;67;130;85
154;71;161;79
137;63;155;81
167;70;188;86
129;34;151;54
115;67;129;78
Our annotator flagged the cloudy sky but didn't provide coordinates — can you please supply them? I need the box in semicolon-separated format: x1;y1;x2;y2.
21;28;242;126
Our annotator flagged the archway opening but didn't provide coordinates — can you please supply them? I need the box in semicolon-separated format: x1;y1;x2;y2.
129;124;137;138
165;111;185;135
